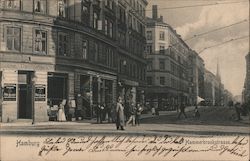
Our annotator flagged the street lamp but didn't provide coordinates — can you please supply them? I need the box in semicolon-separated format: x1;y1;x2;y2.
31;72;37;125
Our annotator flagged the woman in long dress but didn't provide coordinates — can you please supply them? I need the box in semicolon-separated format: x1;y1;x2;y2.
116;97;125;130
58;103;66;121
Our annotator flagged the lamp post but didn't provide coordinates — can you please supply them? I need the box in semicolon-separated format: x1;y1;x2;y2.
31;72;37;125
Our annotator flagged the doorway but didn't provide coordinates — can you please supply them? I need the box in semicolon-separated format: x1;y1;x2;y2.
18;71;32;119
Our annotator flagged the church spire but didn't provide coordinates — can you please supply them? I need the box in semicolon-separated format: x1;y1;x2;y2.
216;58;221;82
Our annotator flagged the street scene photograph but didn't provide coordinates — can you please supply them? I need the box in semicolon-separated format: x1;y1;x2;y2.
0;0;249;160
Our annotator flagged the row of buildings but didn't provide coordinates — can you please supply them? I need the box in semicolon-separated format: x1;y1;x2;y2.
0;0;147;122
0;1;233;123
242;52;250;104
144;5;233;110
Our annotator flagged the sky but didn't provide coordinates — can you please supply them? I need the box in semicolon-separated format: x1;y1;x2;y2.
146;0;249;96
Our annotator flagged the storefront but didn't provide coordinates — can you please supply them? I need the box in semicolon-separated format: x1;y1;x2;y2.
0;62;52;123
74;70;117;119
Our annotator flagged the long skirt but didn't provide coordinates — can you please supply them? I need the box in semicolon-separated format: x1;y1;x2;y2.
58;109;66;121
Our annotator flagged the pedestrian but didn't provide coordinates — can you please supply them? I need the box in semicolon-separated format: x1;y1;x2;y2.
96;104;103;123
178;103;187;119
101;103;106;122
126;103;136;126
234;102;242;121
116;97;125;130
135;103;143;126
194;106;200;119
58;101;66;122
151;107;156;115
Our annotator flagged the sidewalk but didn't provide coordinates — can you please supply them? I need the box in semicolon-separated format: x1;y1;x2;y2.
141;106;196;119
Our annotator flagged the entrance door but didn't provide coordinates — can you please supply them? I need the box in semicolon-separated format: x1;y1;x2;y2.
18;71;32;119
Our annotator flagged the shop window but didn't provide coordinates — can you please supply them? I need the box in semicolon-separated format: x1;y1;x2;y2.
34;0;47;14
58;0;67;18
6;27;21;51
5;0;20;10
58;32;69;56
34;29;47;54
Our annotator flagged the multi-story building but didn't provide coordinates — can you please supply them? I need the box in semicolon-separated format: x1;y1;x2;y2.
188;50;205;105
0;0;147;122
204;68;224;106
243;52;250;103
145;5;190;110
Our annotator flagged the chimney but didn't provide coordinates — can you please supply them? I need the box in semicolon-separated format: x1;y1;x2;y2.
152;5;158;20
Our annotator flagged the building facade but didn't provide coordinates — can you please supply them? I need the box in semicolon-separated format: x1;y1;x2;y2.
0;0;147;122
204;69;224;106
188;50;205;105
243;52;250;104
145;5;190;110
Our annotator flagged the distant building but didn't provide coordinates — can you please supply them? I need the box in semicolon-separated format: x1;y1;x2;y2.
233;95;242;104
145;5;190;110
243;52;250;103
188;50;205;105
204;69;223;106
0;0;147;122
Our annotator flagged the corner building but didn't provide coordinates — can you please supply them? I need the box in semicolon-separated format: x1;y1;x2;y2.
0;0;147;122
145;5;190;110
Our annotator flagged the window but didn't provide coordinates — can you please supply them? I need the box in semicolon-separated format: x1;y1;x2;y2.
159;31;165;40
81;40;88;59
146;31;152;40
82;3;89;26
104;19;108;35
93;12;99;29
105;0;113;10
34;30;47;54
6;27;21;51
159;60;165;70
159;45;165;54
146;44;152;54
147;77;152;85
5;0;20;10
109;21;113;38
58;0;67;18
147;60;152;70
94;42;98;61
160;77;165;85
58;33;69;56
34;0;47;14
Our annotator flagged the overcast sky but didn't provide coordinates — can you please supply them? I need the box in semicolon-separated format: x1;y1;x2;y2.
146;0;249;96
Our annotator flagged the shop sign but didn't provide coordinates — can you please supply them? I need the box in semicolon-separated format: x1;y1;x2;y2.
3;84;16;101
35;84;46;101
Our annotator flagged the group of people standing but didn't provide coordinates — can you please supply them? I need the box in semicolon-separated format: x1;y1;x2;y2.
116;97;143;130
